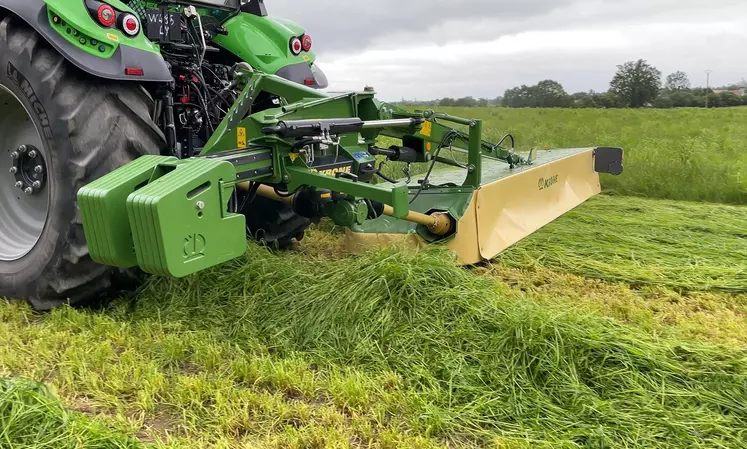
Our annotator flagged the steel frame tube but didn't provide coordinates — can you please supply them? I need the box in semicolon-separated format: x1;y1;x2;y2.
241;182;453;236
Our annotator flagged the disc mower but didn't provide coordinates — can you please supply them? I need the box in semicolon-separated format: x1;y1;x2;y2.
0;0;624;309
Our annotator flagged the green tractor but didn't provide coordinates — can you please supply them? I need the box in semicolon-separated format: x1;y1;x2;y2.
0;0;624;310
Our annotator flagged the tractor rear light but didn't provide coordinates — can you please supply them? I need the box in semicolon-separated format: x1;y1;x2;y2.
120;13;140;36
125;67;144;76
97;4;116;27
303;79;315;86
290;37;303;55
302;34;312;52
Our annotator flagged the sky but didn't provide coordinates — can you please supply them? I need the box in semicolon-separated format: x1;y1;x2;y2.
267;0;747;101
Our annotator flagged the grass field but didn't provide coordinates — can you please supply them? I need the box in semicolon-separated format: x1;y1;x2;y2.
433;107;747;204
1;107;746;448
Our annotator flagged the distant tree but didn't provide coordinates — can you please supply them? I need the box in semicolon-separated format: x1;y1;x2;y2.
502;85;536;108
595;92;623;109
706;93;721;108
534;80;572;107
665;71;691;90
453;96;478;107
502;81;571;108
477;97;490;107
652;95;674;109
668;90;696;107
610;59;662;107
718;92;743;107
570;92;592;108
439;97;455;107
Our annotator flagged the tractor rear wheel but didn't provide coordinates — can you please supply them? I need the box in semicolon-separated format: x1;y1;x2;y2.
0;17;165;310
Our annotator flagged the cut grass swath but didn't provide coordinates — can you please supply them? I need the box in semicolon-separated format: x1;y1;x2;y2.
0;378;140;448
119;242;747;448
496;195;747;292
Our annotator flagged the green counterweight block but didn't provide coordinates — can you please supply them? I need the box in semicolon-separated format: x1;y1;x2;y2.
79;155;177;268
126;158;247;278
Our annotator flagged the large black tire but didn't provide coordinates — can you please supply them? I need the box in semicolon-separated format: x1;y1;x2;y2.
0;16;165;310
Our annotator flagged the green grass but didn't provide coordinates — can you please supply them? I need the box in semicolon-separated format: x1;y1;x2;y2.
0;378;140;448
417;107;747;204
495;195;747;292
1;195;746;448
2;108;747;447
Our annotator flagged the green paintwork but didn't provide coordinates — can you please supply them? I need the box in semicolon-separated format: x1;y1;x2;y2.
78;155;175;268
351;188;475;243
42;0;315;77
214;13;318;77
78;70;520;277
44;0;160;57
353;147;596;239
126;158;246;278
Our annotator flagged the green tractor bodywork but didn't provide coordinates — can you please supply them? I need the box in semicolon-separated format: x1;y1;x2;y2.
0;0;623;291
2;0;326;86
79;70;624;278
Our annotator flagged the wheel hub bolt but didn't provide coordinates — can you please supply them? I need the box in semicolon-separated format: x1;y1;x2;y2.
32;181;41;189
34;165;43;174
14;181;23;189
18;145;26;153
9;167;17;174
24;187;33;195
10;152;19;160
27;150;37;158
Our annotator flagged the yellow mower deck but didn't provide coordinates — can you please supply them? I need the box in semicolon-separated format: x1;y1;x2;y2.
346;147;603;264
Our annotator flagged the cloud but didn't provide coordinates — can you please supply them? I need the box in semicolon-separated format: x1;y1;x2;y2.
267;0;577;52
264;0;747;100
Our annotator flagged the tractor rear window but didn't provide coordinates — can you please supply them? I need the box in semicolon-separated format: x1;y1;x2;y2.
126;1;237;24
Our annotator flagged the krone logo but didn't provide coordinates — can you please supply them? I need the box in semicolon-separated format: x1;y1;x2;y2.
314;166;352;176
538;175;559;191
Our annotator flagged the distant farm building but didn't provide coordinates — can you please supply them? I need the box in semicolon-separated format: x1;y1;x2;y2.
714;88;746;96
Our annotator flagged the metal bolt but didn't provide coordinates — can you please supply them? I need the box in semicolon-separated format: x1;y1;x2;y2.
195;201;205;210
34;165;43;174
28;150;37;158
18;145;26;153
9;167;17;174
32;181;41;189
10;152;19;160
14;181;23;189
24;187;33;195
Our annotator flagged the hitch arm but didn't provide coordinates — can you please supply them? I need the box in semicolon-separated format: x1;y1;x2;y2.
285;166;411;218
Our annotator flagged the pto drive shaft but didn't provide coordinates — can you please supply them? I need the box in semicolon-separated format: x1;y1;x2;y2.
243;184;453;236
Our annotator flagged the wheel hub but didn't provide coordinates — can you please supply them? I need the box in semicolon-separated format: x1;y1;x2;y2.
0;85;50;262
9;144;46;196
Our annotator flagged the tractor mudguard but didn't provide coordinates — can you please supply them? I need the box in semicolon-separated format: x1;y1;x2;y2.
213;12;328;88
0;0;171;82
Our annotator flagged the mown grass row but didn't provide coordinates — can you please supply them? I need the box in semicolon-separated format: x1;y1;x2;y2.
0;378;139;448
495;195;747;292
2;209;746;448
422;107;747;204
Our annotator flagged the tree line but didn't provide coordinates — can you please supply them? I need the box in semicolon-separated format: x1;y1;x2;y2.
389;60;746;109
501;60;747;109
